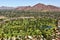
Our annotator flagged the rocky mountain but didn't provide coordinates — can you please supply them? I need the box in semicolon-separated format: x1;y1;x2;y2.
0;3;60;12
16;3;60;12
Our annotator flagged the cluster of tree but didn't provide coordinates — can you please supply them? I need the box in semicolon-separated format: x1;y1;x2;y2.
0;10;60;19
0;17;57;40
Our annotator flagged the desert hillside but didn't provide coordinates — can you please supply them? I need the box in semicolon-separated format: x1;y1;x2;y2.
16;3;60;12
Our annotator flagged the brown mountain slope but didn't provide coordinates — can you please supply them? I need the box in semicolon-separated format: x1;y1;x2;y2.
16;3;60;12
16;6;31;10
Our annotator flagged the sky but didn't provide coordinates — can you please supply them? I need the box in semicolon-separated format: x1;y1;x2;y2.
0;0;60;7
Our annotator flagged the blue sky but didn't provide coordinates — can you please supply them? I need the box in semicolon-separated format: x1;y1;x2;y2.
0;0;60;7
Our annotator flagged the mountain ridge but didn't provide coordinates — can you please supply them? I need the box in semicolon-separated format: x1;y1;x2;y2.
16;3;60;12
0;3;60;12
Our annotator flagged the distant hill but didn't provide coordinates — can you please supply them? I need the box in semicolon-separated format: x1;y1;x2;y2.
0;6;15;10
16;3;60;12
